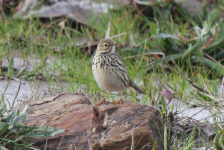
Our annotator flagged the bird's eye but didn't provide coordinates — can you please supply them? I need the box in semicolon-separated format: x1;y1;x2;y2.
104;44;108;47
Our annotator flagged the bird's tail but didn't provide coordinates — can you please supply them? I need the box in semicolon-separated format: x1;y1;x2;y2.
130;81;145;94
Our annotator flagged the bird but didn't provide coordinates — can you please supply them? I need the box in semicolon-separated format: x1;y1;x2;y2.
92;38;145;106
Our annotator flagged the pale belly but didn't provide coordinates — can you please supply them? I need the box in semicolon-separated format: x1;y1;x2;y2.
92;68;126;92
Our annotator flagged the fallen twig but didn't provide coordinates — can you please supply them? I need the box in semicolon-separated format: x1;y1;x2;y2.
178;71;209;95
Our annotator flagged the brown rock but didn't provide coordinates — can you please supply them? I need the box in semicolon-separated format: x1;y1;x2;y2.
14;93;165;150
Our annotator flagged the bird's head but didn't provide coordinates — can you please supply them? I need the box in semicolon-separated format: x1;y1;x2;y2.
95;39;118;55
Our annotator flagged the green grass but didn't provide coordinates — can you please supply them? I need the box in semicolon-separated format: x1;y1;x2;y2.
1;1;224;149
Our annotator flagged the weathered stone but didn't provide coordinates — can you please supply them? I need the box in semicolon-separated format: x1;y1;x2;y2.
14;93;165;150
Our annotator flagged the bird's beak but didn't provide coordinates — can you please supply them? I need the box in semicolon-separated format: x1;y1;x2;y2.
112;42;118;46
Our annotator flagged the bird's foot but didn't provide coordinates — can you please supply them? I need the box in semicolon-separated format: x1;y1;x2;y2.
96;92;111;106
96;99;108;106
112;99;123;105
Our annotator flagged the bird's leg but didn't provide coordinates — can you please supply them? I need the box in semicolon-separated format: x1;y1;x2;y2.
96;92;111;106
112;92;123;104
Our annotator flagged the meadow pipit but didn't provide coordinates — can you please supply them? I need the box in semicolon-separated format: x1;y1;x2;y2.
92;39;145;106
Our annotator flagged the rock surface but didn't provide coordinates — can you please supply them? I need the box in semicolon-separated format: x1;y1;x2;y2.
14;93;165;150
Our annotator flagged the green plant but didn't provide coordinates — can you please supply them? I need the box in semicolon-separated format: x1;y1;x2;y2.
147;10;224;78
0;104;64;149
214;129;224;150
